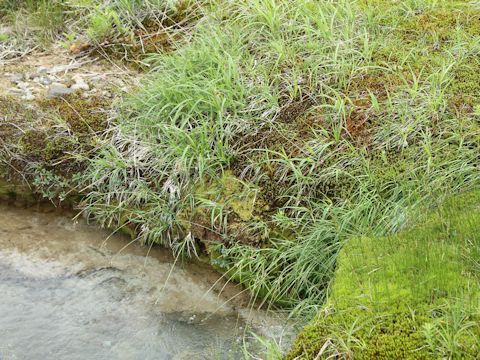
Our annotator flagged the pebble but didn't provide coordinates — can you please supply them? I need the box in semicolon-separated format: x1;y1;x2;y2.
16;81;30;90
9;73;24;83
40;77;52;86
71;82;90;91
7;88;23;95
48;83;74;98
22;94;35;101
5;63;128;102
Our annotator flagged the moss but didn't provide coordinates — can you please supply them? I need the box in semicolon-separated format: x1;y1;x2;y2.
37;94;110;136
187;172;260;239
218;172;256;222
0;178;36;204
447;57;480;111
287;191;480;359
0;93;112;204
400;7;480;43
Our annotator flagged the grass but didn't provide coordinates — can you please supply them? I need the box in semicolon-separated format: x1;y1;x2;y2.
78;0;480;313
0;0;203;64
0;0;67;45
287;191;480;359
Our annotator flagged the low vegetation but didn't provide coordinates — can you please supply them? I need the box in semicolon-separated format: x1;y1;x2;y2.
288;191;480;359
79;0;479;310
1;0;479;358
1;0;204;65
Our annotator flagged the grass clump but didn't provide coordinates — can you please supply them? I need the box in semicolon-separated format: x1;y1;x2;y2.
1;0;205;64
1;0;67;45
287;191;480;359
79;0;480;312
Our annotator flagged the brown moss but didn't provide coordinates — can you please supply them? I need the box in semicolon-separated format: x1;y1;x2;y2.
447;58;480;112
0;93;112;202
399;7;480;47
38;94;110;136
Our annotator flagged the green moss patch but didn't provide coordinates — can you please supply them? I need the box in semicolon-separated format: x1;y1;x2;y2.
400;7;480;43
448;57;480;111
287;191;480;359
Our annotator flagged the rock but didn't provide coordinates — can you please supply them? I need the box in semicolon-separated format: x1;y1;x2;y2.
16;81;30;90
39;77;52;86
22;93;35;101
9;73;24;83
48;63;81;74
37;66;49;74
7;88;23;95
70;74;91;91
71;82;90;91
48;83;74;98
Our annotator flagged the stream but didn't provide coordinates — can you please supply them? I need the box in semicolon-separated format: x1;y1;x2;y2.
0;203;291;359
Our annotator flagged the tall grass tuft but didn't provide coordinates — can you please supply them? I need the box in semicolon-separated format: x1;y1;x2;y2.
79;0;480;313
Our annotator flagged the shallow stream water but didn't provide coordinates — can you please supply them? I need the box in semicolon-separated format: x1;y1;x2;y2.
0;203;291;359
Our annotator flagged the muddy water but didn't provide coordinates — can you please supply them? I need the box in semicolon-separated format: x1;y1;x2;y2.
0;204;290;359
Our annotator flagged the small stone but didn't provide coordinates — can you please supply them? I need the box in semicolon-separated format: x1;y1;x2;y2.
22;93;35;101
72;74;83;82
16;81;31;90
37;66;48;74
9;73;24;83
39;77;52;86
71;82;90;91
7;88;23;95
48;83;74;98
